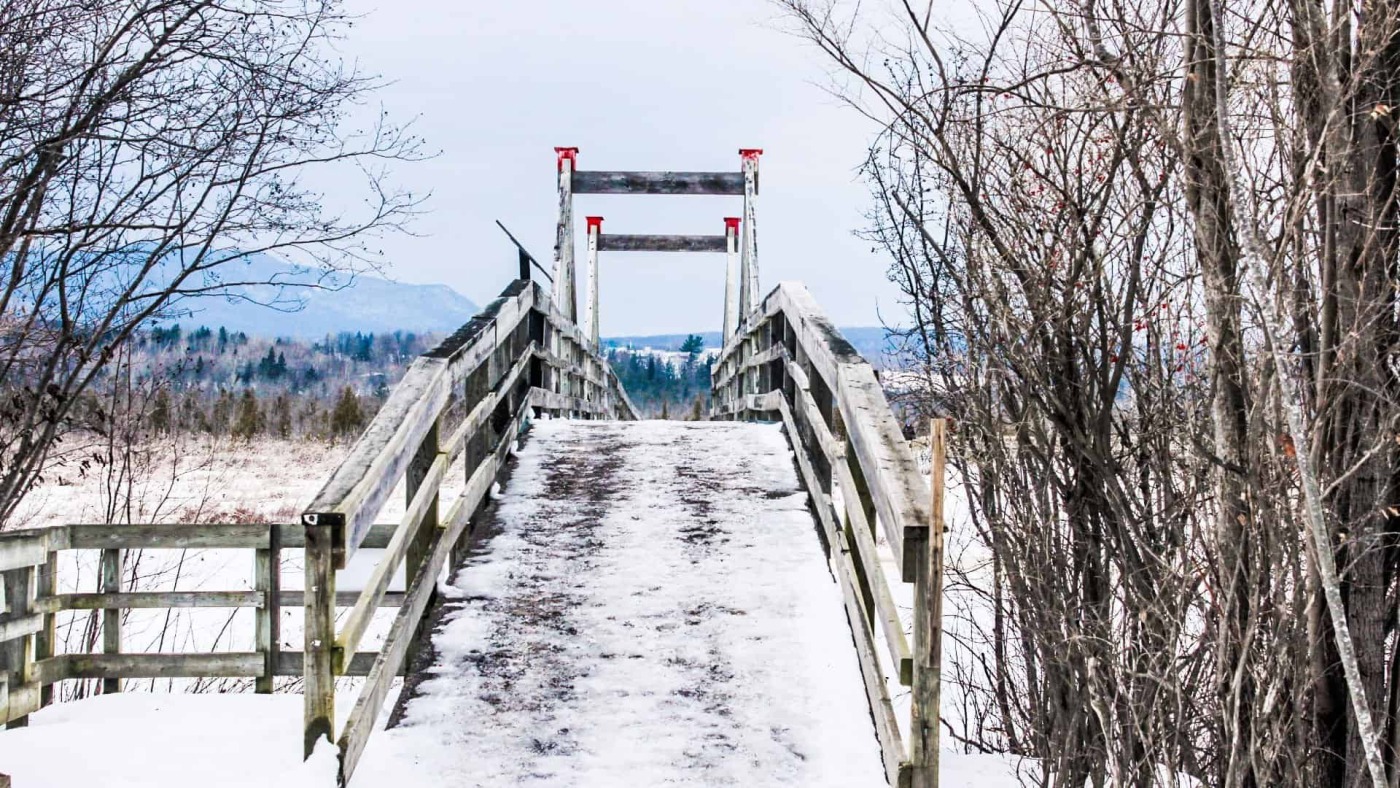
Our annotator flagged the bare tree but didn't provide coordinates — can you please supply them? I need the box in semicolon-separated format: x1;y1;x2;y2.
0;0;422;526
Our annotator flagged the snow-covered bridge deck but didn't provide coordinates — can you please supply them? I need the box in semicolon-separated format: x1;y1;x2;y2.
353;420;885;786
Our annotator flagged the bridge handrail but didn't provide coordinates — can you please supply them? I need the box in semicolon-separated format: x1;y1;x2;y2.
710;281;936;787
299;277;636;785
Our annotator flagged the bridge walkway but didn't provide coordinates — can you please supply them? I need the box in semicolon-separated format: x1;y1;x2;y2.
352;420;885;787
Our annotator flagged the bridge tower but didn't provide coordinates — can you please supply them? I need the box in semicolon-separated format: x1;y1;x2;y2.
552;148;762;346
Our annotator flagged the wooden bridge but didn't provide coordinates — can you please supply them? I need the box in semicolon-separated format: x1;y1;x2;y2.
0;149;946;787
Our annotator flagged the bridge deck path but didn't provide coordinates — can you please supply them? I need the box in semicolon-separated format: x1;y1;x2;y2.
353;419;886;787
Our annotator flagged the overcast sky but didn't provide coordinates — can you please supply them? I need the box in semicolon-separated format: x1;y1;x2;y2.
333;0;904;336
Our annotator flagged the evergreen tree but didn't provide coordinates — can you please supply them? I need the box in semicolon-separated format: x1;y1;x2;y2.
330;386;364;436
149;388;172;433
271;394;293;438
233;388;261;440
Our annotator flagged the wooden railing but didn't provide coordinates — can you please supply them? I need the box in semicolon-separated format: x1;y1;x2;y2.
298;278;636;784
0;520;412;731
711;281;940;788
0;276;636;786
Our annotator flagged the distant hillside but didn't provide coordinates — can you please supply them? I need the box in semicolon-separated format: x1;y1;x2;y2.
159;252;479;338
603;327;898;367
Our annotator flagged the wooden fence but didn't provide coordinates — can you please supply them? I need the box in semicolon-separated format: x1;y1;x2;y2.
0;277;636;787
711;281;943;788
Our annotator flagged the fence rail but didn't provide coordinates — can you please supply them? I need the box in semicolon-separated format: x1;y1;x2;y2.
711;281;941;788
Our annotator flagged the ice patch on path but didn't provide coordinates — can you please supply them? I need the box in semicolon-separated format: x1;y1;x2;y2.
0;693;336;788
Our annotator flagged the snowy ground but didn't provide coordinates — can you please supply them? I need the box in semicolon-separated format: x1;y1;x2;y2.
355;420;885;787
0;421;1027;786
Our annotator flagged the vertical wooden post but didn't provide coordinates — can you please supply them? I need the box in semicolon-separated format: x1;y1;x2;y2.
303;516;336;759
584;216;602;348
723;217;741;340
2;566;33;728
738;148;762;323
406;419;441;655
34;550;56;708
100;547;122;694
553;146;579;322
255;525;280;694
909;418;947;788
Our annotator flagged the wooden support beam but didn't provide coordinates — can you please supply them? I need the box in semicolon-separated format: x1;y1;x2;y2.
303;521;336;759
909;419;947;788
572;170;745;195
255;525;280;694
100;548;121;694
597;234;728;253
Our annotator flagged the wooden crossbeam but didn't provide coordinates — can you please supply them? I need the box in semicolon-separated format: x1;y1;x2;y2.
598;234;727;253
572;171;745;195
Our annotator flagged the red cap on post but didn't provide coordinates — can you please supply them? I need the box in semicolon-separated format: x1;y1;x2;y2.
724;217;741;233
739;148;764;160
555;146;579;172
586;216;604;232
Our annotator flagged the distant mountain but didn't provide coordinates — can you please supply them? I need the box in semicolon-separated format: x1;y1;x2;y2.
156;252;479;338
603;327;899;367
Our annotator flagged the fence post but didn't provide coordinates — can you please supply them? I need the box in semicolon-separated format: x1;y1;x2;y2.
35;550;56;707
2;566;34;728
303;516;336;759
909;418;947;787
255;525;280;694
406;419;441;655
100;548;122;694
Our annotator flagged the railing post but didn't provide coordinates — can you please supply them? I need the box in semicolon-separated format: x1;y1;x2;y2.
738;148;762;323
405;418;441;652
100;547;122;694
303;515;337;759
255;525;280;694
909;418;947;787
35;549;55;708
2;565;34;728
584;216;602;349
723;217;741;340
553;146;579;322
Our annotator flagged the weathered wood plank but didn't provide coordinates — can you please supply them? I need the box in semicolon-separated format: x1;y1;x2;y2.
58;591;262;610
0;614;48;644
276;522;394;549
304;522;337;758
100;548;122;693
68;524;270;550
909;419;947;787
335;453;447;667
2;679;38;728
597;234;728;253
275;651;382;677
0;534;46;573
34;550;55;708
572;170;745;195
274;590;404;608
60;653;264;679
255;532;279;693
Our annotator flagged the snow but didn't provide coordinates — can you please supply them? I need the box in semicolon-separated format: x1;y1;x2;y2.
0;421;1034;787
0;694;337;788
352;420;887;787
0;693;1023;787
